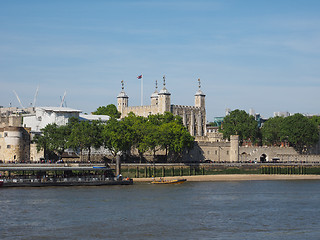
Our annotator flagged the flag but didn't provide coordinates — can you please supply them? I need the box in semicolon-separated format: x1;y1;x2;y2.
137;75;142;79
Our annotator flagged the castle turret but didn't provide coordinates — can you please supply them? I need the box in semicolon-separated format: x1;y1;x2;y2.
150;80;159;107
158;75;171;113
117;80;128;116
195;78;205;109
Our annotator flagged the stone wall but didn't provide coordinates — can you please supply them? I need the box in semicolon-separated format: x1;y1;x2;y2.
239;146;298;162
171;105;206;137
121;105;158;118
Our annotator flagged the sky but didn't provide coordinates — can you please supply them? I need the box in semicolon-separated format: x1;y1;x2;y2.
1;0;320;120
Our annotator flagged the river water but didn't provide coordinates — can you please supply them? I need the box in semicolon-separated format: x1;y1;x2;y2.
1;180;320;240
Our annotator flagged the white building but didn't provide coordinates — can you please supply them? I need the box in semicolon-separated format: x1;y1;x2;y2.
23;107;82;133
79;114;110;122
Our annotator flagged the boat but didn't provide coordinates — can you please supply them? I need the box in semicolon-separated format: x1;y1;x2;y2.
0;166;133;188
151;178;187;184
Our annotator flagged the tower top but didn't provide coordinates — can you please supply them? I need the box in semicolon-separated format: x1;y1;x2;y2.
117;80;128;98
159;75;170;95
195;78;205;96
151;80;159;98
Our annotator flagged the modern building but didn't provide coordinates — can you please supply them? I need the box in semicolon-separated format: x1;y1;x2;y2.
23;107;82;133
117;77;207;137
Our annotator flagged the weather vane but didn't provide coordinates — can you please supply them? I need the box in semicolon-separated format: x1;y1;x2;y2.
121;80;124;90
155;80;158;90
198;78;201;89
163;75;166;86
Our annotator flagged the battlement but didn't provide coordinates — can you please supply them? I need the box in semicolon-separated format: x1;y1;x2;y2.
172;105;200;110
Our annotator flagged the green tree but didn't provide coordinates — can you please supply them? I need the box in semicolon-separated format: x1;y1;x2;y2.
280;113;319;154
92;104;121;118
158;118;194;162
261;116;284;145
102;117;134;161
68;120;103;162
123;113;149;163
219;109;259;144
35;123;71;160
311;115;320;127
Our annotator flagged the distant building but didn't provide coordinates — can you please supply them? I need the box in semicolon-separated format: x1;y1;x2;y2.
117;77;207;136
274;111;290;117
79;114;110;122
23;107;82;133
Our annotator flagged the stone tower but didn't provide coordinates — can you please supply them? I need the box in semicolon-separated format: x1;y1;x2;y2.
117;80;128;114
150;80;159;107
158;76;171;113
230;135;239;162
195;78;205;109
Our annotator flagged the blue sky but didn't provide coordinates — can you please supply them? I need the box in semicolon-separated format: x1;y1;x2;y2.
1;0;320;120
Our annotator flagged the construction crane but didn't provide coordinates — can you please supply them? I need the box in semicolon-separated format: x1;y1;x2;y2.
33;85;39;107
60;91;67;107
13;90;25;109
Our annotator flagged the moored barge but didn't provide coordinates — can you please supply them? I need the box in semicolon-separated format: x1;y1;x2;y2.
0;166;133;188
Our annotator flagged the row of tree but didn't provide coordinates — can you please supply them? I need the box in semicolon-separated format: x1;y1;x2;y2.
35;112;195;162
220;109;320;154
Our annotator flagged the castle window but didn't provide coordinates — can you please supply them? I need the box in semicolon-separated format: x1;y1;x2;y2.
7;145;11;149
215;150;217;155
4;133;8;137
207;151;210;155
37;116;42;121
227;151;229;155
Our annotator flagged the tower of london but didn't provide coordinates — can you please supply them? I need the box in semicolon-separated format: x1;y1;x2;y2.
117;77;206;137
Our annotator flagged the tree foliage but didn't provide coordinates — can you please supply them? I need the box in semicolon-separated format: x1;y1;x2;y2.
261;114;319;153
35;123;71;160
261;116;284;145
281;114;319;154
219;109;259;144
102;117;134;159
68;119;103;161
92;104;121;118
34;112;195;162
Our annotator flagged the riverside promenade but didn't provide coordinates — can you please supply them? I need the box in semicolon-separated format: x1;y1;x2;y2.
133;174;320;182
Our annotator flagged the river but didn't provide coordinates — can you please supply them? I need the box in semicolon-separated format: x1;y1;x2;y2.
1;180;320;239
